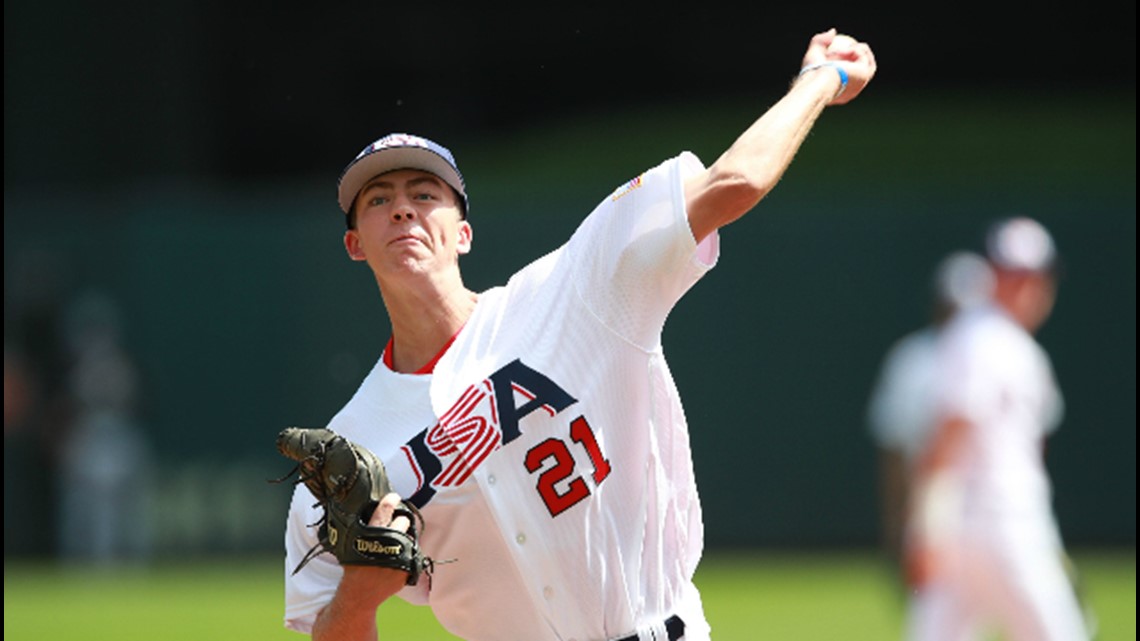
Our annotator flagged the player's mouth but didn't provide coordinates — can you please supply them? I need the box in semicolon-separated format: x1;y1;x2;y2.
388;233;425;247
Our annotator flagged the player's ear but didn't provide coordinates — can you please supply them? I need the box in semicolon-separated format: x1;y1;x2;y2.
344;229;367;261
456;220;473;256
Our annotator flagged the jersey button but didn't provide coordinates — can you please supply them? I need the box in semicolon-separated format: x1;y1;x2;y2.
516;533;526;545
487;474;496;485
543;585;554;600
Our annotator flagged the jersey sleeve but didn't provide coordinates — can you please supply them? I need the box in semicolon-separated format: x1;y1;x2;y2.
563;151;719;350
283;485;340;634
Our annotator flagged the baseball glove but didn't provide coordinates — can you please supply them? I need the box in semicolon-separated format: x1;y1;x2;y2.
274;426;432;585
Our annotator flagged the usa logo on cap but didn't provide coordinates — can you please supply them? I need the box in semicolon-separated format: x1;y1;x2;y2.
337;133;468;216
361;134;436;158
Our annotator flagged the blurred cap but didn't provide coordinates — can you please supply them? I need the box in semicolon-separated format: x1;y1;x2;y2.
337;133;468;215
985;216;1056;273
934;251;994;310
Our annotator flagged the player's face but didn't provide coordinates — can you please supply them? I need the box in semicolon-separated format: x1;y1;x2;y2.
996;270;1057;333
343;169;472;281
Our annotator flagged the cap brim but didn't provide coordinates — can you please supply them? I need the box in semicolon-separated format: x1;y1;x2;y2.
337;147;466;214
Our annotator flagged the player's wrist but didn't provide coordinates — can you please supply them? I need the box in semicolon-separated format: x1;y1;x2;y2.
338;564;407;609
796;61;848;101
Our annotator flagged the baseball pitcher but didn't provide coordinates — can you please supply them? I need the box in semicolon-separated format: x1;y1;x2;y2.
278;28;877;641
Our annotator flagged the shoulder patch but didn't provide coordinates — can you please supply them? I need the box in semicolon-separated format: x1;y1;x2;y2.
610;174;644;201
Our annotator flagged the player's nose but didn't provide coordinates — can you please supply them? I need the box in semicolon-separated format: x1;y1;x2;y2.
389;197;417;222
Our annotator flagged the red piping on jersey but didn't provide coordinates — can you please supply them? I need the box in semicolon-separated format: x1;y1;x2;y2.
382;327;463;374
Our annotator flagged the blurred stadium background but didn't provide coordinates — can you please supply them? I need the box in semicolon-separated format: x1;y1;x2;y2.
5;1;1135;638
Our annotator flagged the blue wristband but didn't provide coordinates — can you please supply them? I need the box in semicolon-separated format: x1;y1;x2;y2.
798;62;848;100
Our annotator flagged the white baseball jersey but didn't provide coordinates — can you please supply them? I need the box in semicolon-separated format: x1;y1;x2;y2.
285;152;718;641
905;304;1088;641
935;304;1064;522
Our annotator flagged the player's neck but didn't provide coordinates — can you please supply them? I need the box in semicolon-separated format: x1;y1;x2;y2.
382;284;478;373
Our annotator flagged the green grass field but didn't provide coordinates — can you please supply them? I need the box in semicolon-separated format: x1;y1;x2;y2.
4;549;1133;640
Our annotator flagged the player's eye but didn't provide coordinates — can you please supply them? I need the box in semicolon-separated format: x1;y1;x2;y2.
413;192;435;201
368;196;389;206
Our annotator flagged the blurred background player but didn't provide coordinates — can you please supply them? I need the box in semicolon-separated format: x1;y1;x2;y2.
866;250;994;580
903;216;1093;641
57;290;154;564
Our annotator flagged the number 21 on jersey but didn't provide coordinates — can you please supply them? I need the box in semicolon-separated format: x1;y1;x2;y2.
525;416;612;517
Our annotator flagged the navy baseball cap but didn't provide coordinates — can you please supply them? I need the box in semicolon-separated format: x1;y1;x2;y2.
337;133;468;216
984;216;1056;273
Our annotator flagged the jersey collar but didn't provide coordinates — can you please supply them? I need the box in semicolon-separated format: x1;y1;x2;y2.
381;327;463;375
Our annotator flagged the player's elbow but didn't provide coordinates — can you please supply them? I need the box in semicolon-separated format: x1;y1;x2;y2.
686;163;780;239
701;169;772;224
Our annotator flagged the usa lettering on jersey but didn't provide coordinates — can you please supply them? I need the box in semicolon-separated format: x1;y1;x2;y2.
400;358;611;516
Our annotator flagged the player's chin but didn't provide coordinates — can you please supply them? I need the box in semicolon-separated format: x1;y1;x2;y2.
382;252;434;275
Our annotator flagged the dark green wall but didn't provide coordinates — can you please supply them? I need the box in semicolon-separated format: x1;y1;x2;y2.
4;91;1135;554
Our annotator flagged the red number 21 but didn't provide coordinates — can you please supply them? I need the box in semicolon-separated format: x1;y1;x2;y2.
524;416;612;517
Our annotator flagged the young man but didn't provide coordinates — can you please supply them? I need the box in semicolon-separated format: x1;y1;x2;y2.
284;28;876;641
904;217;1091;641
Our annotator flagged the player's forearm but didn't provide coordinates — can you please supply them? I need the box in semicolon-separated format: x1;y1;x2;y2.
721;68;839;190
311;567;406;641
686;70;837;240
312;597;378;641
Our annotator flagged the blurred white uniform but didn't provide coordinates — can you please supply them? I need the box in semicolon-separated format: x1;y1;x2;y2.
905;219;1089;641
